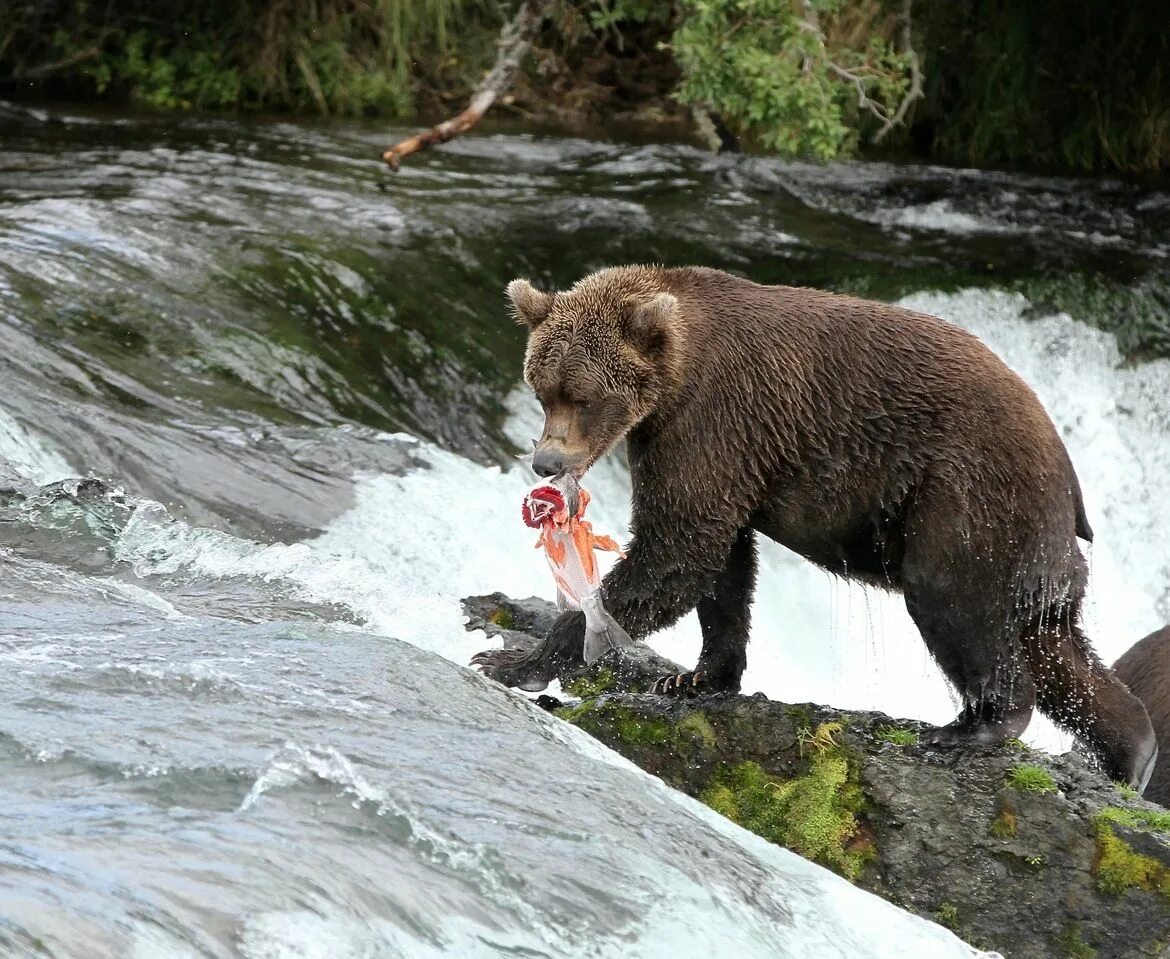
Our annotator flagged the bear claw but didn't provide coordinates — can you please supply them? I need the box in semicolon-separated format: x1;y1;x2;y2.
470;647;556;693
650;671;706;695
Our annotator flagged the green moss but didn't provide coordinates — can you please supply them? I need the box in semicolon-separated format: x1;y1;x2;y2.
1093;820;1170;901
487;607;515;630
555;698;671;746
612;709;671;746
1093;807;1170;902
785;704;814;729
553;699;599;724
1057;924;1096;959
1115;782;1141;801
675;712;718;749
1098;806;1170;834
562;667;616;699
934;902;960;931
990;810;1018;839
1006;765;1058;793
700;725;872;881
874;724;919;747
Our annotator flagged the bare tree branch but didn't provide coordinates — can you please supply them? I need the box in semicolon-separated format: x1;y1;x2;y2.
801;0;922;145
382;0;548;170
826;60;893;125
873;0;923;145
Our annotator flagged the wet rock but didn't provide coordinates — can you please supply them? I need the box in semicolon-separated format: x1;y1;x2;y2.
462;592;686;695
468;592;1170;959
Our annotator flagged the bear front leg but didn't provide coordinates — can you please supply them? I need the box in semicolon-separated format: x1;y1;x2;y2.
470;610;586;691
652;527;757;695
696;527;757;690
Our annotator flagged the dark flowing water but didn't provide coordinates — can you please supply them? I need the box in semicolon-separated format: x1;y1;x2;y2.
1;105;1169;958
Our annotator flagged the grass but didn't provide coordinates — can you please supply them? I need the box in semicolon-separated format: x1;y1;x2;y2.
1006;765;1058;794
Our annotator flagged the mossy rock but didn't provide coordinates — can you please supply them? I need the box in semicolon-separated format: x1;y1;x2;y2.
1093;808;1170;903
699;724;874;882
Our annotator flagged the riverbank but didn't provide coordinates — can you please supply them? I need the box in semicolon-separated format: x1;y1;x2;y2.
3;0;1168;179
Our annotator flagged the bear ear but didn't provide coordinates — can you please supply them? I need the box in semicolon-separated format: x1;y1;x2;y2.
624;292;677;358
506;279;554;328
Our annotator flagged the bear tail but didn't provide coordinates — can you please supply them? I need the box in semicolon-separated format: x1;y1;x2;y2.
1023;611;1156;791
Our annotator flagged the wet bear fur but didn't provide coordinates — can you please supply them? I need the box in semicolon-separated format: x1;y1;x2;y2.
472;264;1157;790
1114;626;1170;803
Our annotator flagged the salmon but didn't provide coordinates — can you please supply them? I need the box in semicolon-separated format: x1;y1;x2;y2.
521;473;635;665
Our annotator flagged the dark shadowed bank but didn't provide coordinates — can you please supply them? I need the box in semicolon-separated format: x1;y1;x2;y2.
464;593;1170;959
1;0;1168;177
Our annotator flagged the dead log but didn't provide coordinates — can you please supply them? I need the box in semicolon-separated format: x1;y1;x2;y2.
382;0;547;170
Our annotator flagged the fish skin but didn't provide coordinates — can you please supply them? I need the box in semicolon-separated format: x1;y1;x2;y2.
524;473;634;664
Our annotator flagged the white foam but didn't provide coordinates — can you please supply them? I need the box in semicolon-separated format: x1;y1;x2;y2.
0;403;76;484
869;199;1017;235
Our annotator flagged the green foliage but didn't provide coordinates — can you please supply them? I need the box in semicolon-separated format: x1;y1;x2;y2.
1006;765;1058;794
934;902;960;931
1;0;497;116
590;0;673;32
919;0;1170;174
874;723;918;746
672;0;912;160
700;731;872;880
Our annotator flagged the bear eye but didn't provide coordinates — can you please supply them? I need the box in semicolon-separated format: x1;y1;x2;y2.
575;400;593;412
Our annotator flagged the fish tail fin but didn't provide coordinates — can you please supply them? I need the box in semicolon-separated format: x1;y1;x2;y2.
582;609;636;665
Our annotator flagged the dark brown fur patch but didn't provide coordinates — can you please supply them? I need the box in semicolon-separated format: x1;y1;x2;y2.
1114;626;1170;804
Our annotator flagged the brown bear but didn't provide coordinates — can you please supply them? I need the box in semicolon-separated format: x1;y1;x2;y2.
471;264;1157;790
1114;626;1170;803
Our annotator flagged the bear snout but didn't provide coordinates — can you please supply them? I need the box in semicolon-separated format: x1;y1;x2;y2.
531;446;569;478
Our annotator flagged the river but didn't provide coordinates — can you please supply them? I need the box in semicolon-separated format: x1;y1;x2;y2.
2;105;1168;957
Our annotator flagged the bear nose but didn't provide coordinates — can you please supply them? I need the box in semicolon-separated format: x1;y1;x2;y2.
531;447;566;478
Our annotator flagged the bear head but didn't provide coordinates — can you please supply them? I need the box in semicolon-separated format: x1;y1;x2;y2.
507;267;683;478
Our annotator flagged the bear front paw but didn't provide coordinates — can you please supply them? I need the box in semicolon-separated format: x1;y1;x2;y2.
471;646;557;692
650;671;707;695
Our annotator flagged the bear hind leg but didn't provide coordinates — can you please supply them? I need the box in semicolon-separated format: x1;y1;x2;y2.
904;573;1037;746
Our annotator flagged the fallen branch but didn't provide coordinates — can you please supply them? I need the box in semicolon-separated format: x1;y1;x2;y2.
14;45;100;80
382;0;547;170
